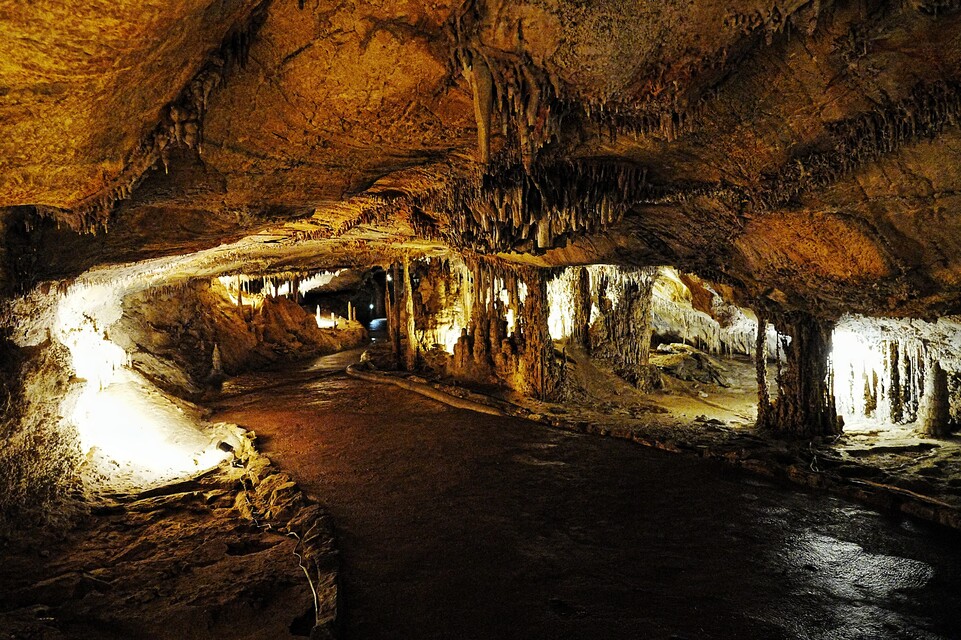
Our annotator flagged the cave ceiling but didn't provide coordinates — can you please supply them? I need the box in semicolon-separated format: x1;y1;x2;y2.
2;0;961;318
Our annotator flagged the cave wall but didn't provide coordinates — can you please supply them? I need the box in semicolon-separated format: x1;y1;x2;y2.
650;267;776;357
116;278;366;399
115;280;255;397
545;264;775;391
0;338;81;534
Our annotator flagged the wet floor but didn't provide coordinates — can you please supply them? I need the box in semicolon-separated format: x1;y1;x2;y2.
211;351;961;640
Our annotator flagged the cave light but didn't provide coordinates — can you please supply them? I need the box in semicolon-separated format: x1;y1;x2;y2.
499;287;517;335
831;321;888;427
315;306;339;329
442;322;462;354
546;275;573;341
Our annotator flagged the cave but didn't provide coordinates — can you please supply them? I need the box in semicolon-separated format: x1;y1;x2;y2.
3;1;961;638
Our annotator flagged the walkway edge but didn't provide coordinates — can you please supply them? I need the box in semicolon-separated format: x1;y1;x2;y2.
345;365;961;532
346;364;505;416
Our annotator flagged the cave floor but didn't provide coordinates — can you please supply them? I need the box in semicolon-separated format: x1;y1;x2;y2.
211;351;961;640
483;348;961;525
0;468;317;640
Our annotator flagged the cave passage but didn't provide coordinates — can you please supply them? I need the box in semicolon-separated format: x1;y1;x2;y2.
212;351;961;640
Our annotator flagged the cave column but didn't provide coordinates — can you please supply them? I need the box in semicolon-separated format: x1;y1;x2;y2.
758;312;841;438
755;315;772;428
371;277;385;317
519;268;558;400
471;264;491;366
887;340;903;423
0;213;8;298
588;269;657;389
571;267;592;348
390;262;402;364
403;256;417;371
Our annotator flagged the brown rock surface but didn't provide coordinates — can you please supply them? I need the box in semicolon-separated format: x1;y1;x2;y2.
0;1;959;319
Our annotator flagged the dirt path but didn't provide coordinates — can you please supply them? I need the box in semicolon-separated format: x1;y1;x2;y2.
211;352;961;640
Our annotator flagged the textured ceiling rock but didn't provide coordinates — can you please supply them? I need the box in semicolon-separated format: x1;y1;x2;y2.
0;0;261;209
2;0;961;318
198;0;474;210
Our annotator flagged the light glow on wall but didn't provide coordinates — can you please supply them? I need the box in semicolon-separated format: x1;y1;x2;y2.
831;327;886;420
54;281;229;486
315;306;340;329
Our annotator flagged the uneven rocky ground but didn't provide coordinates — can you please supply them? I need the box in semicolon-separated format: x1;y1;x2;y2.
0;437;339;640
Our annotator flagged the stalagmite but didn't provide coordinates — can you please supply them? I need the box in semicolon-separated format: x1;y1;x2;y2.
211;343;222;376
919;359;951;437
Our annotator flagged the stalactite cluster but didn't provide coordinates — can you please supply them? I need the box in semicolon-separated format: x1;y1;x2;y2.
400;257;470;363
911;0;961;16
585;266;659;390
448;0;563;167
449;259;559;398
765;80;961;207
418;159;649;255
831;315;961;435
388;254;559;399
724;0;827;42
544;265;661;390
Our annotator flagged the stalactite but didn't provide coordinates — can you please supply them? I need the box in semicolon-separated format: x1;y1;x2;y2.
417;159;651;255
766;80;961;208
462;54;494;164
